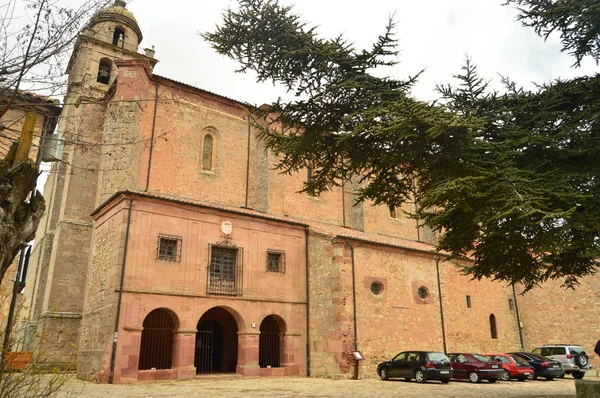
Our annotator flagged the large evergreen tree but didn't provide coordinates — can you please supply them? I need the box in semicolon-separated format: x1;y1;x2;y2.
204;0;600;290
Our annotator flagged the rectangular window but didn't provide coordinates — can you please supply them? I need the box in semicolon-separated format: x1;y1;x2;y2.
508;298;514;310
157;235;182;262
267;251;285;273
389;205;397;219
466;295;472;308
207;245;243;295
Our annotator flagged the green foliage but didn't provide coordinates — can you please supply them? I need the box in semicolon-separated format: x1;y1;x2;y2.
205;0;600;290
505;0;600;67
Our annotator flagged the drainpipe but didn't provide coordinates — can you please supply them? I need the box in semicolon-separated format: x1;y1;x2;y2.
304;226;311;376
345;239;358;351
145;82;160;191
435;255;447;353
512;284;526;351
244;113;251;208
341;180;346;227
108;197;134;384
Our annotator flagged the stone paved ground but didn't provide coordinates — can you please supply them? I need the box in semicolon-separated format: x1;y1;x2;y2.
54;376;588;398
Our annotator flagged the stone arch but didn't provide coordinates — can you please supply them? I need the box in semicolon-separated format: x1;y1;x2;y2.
194;306;244;374
138;308;179;370
97;57;113;85
112;25;126;46
259;314;286;368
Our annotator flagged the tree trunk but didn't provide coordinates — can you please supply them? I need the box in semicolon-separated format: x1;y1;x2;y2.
0;157;45;284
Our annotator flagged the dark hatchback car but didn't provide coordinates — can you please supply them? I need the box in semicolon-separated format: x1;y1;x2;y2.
509;352;565;380
377;351;453;383
448;353;504;383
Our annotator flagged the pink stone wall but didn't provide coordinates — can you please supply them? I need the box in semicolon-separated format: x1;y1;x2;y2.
79;194;308;382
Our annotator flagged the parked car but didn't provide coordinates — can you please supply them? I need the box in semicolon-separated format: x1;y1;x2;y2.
448;353;504;383
532;345;592;379
377;351;453;383
509;352;564;380
487;353;534;381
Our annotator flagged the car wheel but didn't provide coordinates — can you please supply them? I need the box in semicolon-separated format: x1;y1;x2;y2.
527;372;537;380
468;371;481;383
415;369;426;383
545;376;554;381
440;379;450;384
379;367;389;381
500;370;511;381
488;378;497;383
573;372;585;380
575;355;588;368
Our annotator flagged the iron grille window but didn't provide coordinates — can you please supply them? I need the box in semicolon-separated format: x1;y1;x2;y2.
157;235;182;262
207;245;243;295
266;251;285;273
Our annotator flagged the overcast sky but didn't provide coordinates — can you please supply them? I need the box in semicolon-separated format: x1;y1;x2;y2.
115;0;599;106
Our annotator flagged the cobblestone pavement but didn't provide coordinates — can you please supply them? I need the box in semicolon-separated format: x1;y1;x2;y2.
55;375;587;398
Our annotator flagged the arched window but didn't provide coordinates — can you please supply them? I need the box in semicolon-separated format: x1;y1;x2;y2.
112;26;125;46
202;133;214;171
97;58;112;85
489;313;498;339
139;308;177;370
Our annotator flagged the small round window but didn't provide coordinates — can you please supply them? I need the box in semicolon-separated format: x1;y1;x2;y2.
370;281;384;295
418;286;429;299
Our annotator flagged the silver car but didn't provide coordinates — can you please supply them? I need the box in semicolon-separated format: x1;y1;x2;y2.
532;345;592;379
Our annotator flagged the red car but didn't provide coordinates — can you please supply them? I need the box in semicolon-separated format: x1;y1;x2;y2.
487;353;534;381
448;353;504;383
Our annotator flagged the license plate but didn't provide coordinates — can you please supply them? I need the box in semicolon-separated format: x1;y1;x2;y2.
524;372;531;375
492;365;498;368
440;370;449;374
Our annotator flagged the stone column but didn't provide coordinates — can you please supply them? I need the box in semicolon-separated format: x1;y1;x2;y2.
236;331;260;377
281;332;301;375
118;326;142;381
173;328;197;380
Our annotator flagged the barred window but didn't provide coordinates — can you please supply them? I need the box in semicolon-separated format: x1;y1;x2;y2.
266;251;285;273
207;245;243;295
157;235;182;262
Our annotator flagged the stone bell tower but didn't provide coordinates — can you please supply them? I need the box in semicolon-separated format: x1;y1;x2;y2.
18;0;156;368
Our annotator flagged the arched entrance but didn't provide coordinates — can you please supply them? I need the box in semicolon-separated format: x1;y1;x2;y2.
195;307;239;374
259;315;285;368
138;308;178;370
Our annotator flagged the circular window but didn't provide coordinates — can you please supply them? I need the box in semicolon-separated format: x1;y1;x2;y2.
370;281;384;295
417;286;429;299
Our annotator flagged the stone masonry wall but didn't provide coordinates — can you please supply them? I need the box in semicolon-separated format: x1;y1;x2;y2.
518;274;600;375
78;199;127;381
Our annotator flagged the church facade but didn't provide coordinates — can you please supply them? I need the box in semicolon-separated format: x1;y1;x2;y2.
17;1;600;383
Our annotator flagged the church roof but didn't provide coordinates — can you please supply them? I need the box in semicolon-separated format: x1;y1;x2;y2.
93;190;446;258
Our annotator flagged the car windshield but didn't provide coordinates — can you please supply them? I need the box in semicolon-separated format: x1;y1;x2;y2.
427;352;448;361
525;353;549;361
511;355;529;365
472;354;490;362
569;347;586;355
